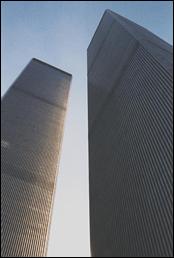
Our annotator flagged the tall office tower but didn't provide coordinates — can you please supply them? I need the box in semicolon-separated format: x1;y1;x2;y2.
1;59;72;257
88;10;173;257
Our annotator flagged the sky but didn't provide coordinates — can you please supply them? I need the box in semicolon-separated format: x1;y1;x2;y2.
1;1;173;257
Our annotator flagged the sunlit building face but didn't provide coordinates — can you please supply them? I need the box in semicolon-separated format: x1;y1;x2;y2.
1;58;72;257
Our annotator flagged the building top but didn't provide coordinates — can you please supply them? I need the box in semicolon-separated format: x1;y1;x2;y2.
6;58;72;109
88;10;173;74
32;58;72;78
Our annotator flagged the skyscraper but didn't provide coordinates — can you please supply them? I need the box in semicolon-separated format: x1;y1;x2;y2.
88;10;173;257
1;58;72;257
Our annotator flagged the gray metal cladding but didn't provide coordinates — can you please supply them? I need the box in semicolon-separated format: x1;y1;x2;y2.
1;59;72;257
88;10;173;257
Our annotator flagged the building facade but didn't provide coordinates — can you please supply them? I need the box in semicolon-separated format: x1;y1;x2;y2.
88;10;173;257
1;59;72;257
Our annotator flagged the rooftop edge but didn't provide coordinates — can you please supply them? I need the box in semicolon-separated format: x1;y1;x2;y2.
32;58;72;78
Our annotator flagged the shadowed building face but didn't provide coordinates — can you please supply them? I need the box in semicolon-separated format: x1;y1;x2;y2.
88;10;173;257
1;59;72;257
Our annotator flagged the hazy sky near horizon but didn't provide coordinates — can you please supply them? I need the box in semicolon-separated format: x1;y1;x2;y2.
1;1;173;257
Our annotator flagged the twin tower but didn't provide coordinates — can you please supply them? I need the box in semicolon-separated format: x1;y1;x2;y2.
1;10;173;257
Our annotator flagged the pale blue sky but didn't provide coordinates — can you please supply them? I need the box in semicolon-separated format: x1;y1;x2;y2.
1;1;173;257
